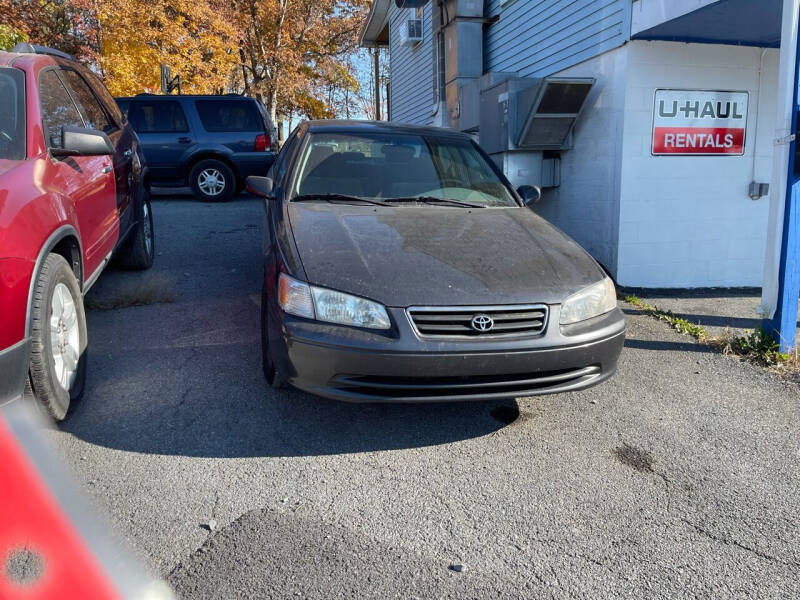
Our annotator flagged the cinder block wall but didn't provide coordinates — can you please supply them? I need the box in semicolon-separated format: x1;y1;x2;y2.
535;46;630;276
616;41;778;288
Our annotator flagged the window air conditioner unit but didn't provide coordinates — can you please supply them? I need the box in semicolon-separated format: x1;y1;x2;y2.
400;17;423;46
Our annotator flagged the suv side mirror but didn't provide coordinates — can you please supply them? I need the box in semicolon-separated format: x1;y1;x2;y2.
51;126;114;157
517;185;542;206
246;176;274;199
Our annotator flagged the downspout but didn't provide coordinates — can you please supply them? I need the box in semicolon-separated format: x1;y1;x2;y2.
431;0;447;126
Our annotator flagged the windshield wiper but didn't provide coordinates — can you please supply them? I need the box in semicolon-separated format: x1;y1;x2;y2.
292;194;390;206
382;196;486;208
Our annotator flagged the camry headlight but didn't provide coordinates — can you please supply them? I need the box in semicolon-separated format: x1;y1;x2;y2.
559;277;617;325
278;273;391;329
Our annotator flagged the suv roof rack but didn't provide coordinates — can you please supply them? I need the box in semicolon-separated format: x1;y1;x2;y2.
11;43;74;61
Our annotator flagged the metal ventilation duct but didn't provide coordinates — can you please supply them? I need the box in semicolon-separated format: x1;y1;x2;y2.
516;78;595;149
395;0;429;7
479;76;595;154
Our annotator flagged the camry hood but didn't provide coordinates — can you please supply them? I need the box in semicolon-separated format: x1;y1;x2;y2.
288;204;605;307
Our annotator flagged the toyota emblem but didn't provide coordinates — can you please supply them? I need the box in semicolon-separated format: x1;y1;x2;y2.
470;314;494;332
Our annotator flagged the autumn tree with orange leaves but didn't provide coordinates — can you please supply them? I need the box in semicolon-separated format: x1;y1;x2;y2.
235;0;369;124
0;0;99;60
1;0;370;123
96;0;238;95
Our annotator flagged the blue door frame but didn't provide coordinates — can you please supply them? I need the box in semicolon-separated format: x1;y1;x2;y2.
765;9;800;352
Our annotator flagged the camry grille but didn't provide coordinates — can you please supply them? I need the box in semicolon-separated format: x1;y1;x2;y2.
407;304;548;338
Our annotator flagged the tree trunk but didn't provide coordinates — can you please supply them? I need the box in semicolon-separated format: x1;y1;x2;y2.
239;48;249;94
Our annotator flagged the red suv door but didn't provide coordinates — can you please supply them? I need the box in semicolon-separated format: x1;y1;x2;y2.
38;68;117;280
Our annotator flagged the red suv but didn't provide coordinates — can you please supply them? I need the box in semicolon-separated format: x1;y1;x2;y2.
0;44;154;420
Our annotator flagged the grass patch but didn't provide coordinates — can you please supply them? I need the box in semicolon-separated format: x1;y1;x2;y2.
710;327;795;367
622;295;708;340
85;273;177;310
622;295;800;378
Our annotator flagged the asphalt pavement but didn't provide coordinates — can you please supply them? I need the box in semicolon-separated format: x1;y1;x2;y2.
46;193;800;599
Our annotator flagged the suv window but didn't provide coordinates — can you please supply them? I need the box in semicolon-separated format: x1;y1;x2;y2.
38;69;84;149
83;70;123;124
129;100;189;133
195;100;262;132
0;68;26;160
116;98;131;118
60;69;114;133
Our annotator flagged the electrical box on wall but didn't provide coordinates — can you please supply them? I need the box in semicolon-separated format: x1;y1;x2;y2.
541;157;561;188
495;152;561;190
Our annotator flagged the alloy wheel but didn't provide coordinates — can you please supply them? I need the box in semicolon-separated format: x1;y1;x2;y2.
198;168;226;196
143;201;153;255
50;282;80;391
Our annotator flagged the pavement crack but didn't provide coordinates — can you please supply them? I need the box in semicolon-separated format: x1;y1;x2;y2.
680;518;798;568
176;386;192;409
211;490;220;521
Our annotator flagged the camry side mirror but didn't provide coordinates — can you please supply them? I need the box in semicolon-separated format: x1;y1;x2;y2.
51;126;114;157
246;176;274;199
517;185;542;206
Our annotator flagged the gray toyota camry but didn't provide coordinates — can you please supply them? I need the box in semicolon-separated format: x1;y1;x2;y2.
247;120;625;402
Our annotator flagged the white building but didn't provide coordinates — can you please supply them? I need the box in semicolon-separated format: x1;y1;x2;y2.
361;0;784;288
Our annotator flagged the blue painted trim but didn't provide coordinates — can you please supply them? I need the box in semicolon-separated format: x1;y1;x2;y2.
631;35;779;48
765;9;800;352
631;0;782;49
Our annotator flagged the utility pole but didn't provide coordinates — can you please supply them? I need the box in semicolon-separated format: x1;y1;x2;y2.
762;0;800;352
373;48;381;120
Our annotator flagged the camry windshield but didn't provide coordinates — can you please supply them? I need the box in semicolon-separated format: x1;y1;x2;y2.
291;132;518;207
0;68;26;161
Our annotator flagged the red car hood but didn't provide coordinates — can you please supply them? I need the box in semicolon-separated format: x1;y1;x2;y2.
0;159;25;179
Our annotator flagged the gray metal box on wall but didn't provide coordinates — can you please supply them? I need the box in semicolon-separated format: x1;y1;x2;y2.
479;78;539;155
451;78;480;132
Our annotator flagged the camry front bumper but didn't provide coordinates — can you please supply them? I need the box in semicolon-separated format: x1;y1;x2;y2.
270;305;626;403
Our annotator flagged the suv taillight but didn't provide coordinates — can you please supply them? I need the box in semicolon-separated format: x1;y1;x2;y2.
254;134;270;152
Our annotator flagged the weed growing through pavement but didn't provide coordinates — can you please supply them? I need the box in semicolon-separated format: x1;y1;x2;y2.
622;295;800;378
622;295;708;340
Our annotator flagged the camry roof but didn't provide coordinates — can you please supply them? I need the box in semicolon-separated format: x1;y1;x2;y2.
304;120;470;139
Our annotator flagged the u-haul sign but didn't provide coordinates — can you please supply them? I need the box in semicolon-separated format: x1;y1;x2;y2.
652;90;748;156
